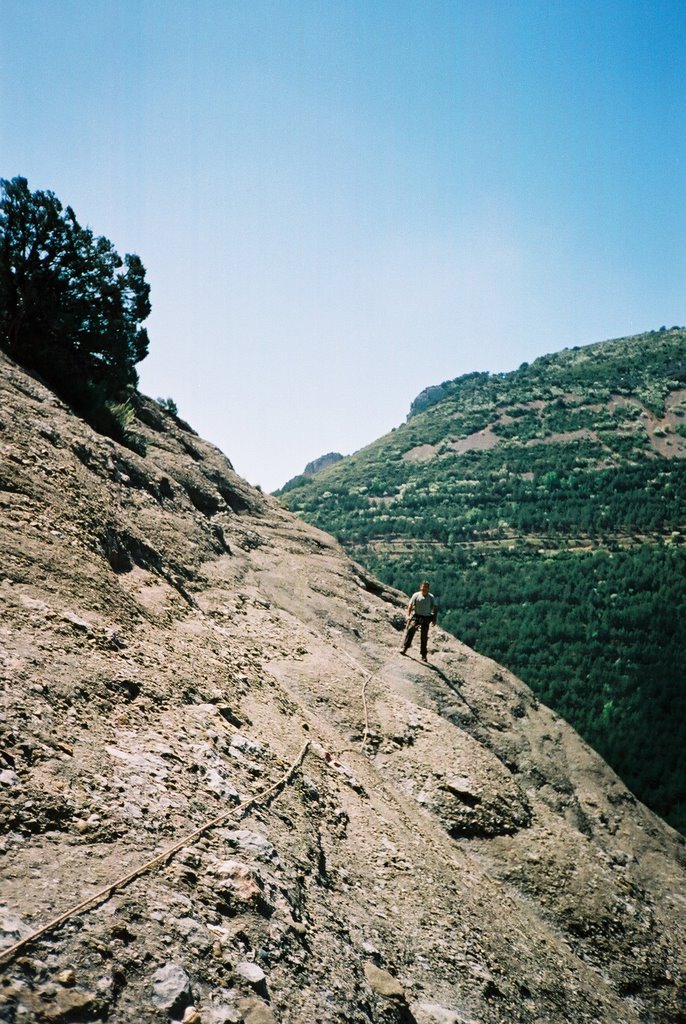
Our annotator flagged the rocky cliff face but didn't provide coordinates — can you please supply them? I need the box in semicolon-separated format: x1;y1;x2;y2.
0;351;684;1024
406;384;448;420
303;453;344;477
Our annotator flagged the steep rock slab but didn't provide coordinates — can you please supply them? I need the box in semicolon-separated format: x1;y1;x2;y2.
0;351;684;1024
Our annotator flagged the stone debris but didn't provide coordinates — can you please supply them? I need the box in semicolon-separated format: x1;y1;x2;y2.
414;1004;481;1024
221;829;280;864
0;906;31;949
230;734;264;756
211;861;265;905
235;960;267;986
364;962;407;1001
236;997;277;1024
150;962;193;1013
310;742;366;794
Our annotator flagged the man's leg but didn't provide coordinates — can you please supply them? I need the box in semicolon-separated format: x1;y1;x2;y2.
419;619;430;660
402;617;417;653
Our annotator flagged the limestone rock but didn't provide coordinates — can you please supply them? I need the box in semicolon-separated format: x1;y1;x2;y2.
236;997;277;1024
150;962;192;1014
303;452;344;476
236;961;267;986
364;963;407;1001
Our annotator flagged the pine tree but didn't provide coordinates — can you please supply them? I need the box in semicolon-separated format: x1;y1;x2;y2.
0;176;150;429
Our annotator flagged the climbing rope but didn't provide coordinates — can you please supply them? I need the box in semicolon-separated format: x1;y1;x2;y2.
0;740;310;966
334;644;375;751
309;626;387;753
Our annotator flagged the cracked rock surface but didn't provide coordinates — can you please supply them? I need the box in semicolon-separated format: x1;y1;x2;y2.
1;351;685;1024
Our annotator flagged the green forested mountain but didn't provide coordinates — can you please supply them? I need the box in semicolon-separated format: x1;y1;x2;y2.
277;328;686;833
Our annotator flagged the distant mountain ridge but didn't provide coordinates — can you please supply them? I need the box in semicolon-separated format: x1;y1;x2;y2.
277;327;686;832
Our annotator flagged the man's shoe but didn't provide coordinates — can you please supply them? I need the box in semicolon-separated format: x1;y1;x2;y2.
421;656;428;662
400;648;407;656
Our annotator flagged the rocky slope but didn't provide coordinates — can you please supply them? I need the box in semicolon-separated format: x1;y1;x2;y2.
1;351;685;1024
276;329;686;833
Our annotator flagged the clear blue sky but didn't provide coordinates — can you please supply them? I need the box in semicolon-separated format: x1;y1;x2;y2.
2;1;685;490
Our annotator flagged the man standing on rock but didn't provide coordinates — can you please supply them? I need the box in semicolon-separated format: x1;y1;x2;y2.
401;581;438;662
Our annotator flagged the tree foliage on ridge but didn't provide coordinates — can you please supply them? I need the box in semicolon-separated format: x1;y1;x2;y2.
0;176;150;434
